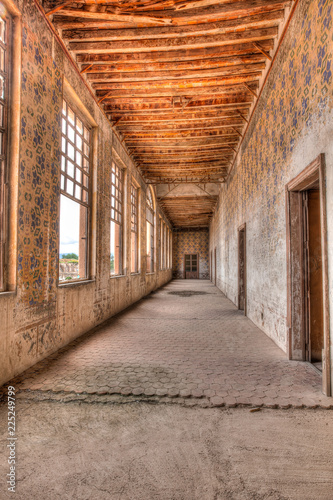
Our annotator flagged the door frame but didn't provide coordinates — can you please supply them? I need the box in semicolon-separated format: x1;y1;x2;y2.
286;154;331;395
184;253;199;279
238;223;247;315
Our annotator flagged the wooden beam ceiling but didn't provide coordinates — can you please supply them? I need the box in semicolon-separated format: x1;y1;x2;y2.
44;0;293;227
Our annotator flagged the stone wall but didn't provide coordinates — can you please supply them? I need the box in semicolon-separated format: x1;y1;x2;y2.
173;230;209;279
0;0;172;386
210;0;333;356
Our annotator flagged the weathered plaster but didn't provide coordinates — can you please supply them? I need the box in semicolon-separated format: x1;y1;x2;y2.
210;0;333;361
0;0;172;385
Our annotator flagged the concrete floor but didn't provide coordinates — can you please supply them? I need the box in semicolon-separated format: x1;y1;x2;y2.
1;280;333;499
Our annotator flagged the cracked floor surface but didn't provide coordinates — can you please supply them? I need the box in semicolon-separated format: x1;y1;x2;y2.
6;280;333;408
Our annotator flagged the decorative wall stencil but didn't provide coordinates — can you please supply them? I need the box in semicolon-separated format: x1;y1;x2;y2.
19;24;62;308
173;231;209;279
211;0;333;349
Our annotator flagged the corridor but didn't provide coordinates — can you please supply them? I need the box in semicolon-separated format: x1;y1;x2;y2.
8;280;332;408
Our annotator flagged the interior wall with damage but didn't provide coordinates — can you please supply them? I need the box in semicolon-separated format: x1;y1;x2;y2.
0;0;172;386
210;0;333;360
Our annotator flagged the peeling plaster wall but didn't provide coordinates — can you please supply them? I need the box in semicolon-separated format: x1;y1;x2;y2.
0;0;172;386
173;230;209;279
210;0;333;356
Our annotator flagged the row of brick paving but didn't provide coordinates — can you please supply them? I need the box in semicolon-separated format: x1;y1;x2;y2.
4;280;333;408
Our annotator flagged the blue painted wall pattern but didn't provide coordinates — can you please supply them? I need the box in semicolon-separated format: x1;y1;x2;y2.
18;25;62;307
219;0;333;241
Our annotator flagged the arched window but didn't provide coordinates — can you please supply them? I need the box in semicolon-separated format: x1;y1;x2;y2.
146;187;154;273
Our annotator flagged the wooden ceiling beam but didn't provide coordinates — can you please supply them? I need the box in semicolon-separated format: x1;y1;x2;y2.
123;131;241;139
69;27;278;54
54;0;291;27
53;8;174;25
127;141;239;148
80;54;266;75
112;112;246;124
141;163;230;168
63;11;284;41
104;100;253;113
118;120;244;135
94;80;259;97
136;153;234;160
86;63;266;83
76;40;275;64
118;120;245;131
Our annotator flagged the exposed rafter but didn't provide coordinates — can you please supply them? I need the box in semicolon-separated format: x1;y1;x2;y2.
44;0;294;227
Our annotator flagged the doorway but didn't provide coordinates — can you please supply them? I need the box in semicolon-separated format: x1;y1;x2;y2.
238;224;246;314
286;154;331;395
184;254;198;279
303;189;323;368
214;248;217;286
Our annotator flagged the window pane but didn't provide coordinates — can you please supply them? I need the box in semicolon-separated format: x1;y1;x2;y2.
67;160;74;178
68;106;75;126
75;184;81;200
75;168;81;183
0;48;4;72
76;151;82;167
59;195;88;281
68;142;75;161
76;118;83;134
76;134;82;151
110;220;121;275
0;18;5;43
68;125;75;143
66;179;74;196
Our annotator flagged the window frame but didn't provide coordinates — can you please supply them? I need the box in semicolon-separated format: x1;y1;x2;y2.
0;1;20;294
58;79;97;286
110;160;125;277
0;11;10;291
130;180;139;274
146;186;155;274
59;99;92;283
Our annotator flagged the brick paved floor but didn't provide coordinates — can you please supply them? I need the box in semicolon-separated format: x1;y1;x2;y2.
8;280;333;408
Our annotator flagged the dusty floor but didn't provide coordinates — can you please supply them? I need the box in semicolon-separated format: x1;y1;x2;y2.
0;400;333;499
1;280;333;499
7;280;332;408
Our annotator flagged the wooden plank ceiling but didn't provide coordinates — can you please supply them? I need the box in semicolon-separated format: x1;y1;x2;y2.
43;0;292;228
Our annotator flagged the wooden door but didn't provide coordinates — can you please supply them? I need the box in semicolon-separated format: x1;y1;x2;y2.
238;224;246;313
185;254;198;279
214;248;216;285
303;189;324;365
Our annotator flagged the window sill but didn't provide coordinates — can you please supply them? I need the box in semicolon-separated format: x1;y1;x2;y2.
130;272;141;276
146;272;155;275
110;274;126;279
58;279;95;288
